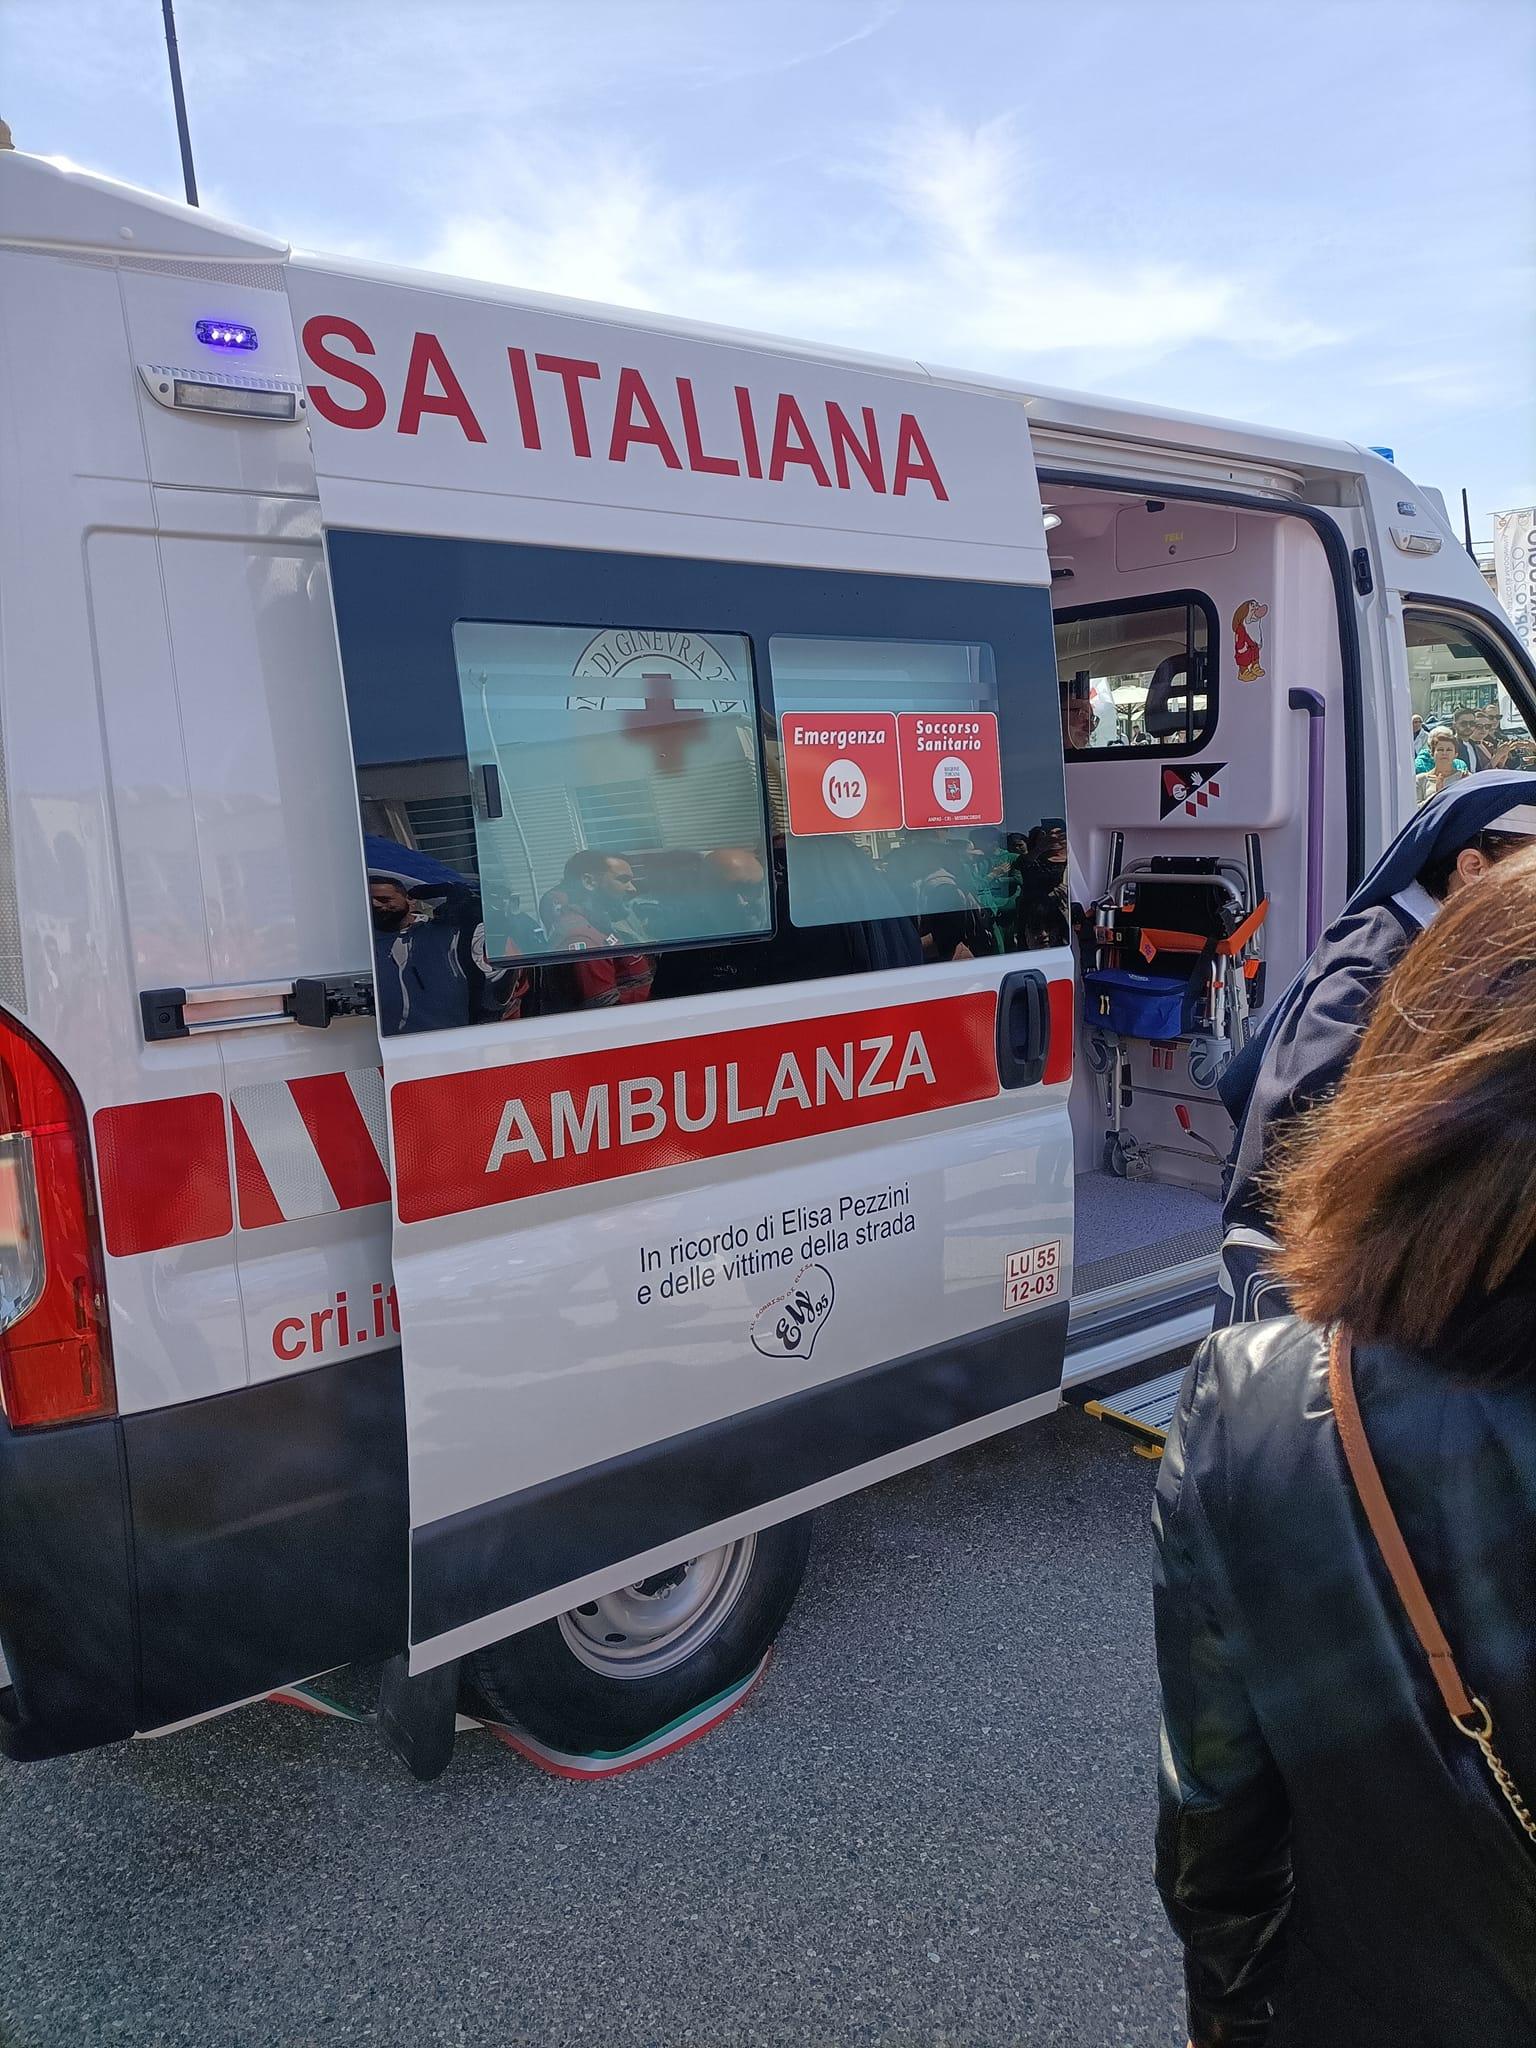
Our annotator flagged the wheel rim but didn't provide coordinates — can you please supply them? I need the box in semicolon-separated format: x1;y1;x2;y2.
556;1535;758;1680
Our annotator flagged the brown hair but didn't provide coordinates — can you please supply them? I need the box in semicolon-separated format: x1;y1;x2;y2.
1271;846;1536;1381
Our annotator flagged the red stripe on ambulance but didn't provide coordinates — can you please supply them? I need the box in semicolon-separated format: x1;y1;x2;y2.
390;994;1002;1225
95;1072;392;1252
232;1113;286;1231
231;1070;389;1227
94;1094;234;1256
288;1072;392;1211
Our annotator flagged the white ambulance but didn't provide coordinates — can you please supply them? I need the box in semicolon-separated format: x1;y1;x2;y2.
1;147;1530;1776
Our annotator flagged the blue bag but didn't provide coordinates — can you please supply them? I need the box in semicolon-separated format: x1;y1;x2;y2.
1082;965;1191;1042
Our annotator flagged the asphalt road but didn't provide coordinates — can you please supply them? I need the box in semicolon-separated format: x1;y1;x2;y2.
0;1393;1188;2048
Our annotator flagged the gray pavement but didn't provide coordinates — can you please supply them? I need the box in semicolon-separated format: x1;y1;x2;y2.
0;1396;1187;2048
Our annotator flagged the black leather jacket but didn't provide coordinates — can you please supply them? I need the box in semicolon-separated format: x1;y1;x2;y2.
1153;1318;1536;2047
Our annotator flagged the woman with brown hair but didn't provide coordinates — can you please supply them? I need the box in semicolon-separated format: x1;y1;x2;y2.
1154;850;1536;2048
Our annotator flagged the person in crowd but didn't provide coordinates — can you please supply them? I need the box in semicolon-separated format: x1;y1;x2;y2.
1409;711;1424;750
1216;772;1536;1322
369;874;522;1033
1008;820;1074;950
1476;702;1516;767
778;833;923;973
1451;703;1493;771
647;847;770;999
975;835;1023;923
1061;673;1097;752
702;845;771;931
545;848;655;1008
915;851;993;962
1155;852;1536;2048
1415;726;1468;801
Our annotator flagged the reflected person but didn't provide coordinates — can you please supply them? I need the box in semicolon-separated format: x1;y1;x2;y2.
370;874;519;1033
546;850;655;1008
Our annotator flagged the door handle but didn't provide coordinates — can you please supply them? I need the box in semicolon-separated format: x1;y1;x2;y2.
996;968;1051;1089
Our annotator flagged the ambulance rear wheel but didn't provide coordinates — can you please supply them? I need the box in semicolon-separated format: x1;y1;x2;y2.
464;1516;812;1755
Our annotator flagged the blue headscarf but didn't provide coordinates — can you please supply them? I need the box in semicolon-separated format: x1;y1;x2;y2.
1221;770;1536;1120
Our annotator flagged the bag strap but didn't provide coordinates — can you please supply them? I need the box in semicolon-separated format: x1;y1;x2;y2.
1328;1327;1536;1846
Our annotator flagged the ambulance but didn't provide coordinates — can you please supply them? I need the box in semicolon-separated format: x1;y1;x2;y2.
1;147;1531;1776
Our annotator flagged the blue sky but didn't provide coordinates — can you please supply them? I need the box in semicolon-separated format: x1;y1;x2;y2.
6;0;1534;531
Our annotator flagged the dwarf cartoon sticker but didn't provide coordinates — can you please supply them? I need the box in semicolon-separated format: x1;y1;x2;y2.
1160;762;1226;820
1232;599;1268;682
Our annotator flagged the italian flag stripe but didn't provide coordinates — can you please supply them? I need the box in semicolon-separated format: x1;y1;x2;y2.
479;1651;772;1781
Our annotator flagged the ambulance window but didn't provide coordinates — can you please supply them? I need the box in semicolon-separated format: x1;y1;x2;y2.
451;622;772;964
768;634;1066;957
1403;607;1536;793
1054;593;1215;757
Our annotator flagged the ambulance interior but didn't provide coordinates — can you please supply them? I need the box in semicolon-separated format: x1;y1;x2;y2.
1045;486;1347;1304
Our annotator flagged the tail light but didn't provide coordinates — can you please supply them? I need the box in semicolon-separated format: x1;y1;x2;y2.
0;1011;115;1427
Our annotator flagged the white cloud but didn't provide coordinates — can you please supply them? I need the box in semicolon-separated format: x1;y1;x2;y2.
400;111;1337;381
1376;362;1496;412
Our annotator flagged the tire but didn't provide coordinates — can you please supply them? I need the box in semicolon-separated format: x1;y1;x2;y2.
464;1515;812;1754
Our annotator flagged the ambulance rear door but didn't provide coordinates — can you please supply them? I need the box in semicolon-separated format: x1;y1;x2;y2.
287;259;1075;1671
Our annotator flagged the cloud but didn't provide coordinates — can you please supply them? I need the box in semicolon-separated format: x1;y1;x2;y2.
397;110;1336;383
1376;362;1496;412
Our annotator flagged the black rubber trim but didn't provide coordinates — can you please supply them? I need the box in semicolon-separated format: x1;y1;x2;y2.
411;1304;1069;1644
1037;468;1367;889
0;1349;408;1759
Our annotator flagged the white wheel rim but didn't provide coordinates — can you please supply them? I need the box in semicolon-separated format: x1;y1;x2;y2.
556;1535;758;1680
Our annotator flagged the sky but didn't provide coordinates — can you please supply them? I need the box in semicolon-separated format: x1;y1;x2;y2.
5;0;1534;533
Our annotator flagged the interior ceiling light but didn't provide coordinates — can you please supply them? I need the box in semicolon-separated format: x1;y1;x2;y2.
1042;510;1063;530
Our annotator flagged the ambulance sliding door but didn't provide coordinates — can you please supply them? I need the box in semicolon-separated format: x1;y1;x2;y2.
327;534;1073;1668
288;258;1070;1668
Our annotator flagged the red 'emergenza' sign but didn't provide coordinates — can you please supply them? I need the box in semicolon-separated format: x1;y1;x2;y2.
781;714;902;836
390;995;1001;1222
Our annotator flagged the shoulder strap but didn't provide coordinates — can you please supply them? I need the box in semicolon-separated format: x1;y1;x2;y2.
1327;1327;1476;1721
1330;1328;1536;1849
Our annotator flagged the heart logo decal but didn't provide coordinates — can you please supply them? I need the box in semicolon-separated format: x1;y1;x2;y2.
750;1263;836;1361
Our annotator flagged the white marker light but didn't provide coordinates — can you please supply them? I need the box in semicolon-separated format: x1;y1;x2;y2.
173;377;296;419
138;363;306;422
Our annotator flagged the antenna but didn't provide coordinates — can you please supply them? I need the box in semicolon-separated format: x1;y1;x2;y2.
161;0;199;207
1461;487;1477;562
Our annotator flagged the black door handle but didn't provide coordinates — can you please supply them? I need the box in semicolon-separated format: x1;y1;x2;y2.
996;968;1051;1089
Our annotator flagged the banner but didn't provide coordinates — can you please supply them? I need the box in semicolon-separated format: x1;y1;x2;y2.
1493;508;1536;662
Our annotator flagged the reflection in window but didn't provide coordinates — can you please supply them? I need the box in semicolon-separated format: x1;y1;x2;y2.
451;622;772;964
1054;596;1214;755
1404;609;1536;802
366;836;528;1035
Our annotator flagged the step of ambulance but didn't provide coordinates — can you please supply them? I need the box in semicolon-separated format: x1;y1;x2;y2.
1069;1363;1188;1447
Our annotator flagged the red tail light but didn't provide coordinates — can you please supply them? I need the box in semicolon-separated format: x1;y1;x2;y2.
0;1011;115;1428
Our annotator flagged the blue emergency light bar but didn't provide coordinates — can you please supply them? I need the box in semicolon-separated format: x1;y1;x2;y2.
196;318;258;351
